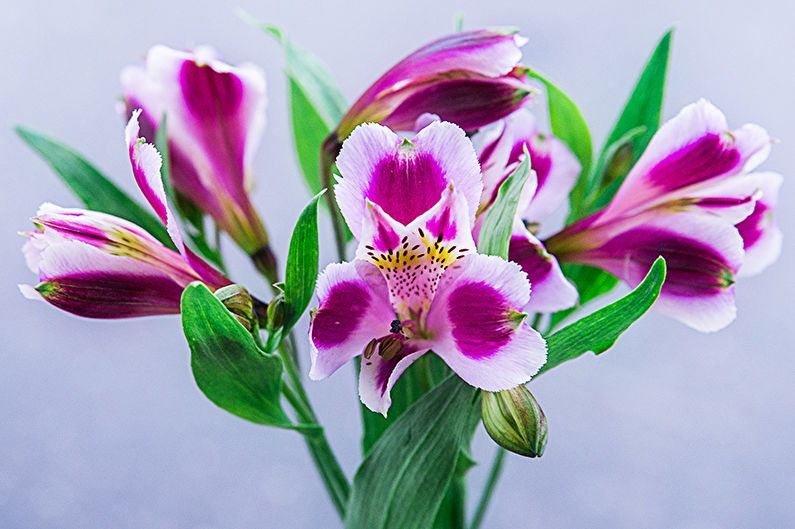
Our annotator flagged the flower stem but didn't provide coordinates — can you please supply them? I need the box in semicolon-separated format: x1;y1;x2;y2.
277;338;350;519
321;134;347;262
469;448;506;529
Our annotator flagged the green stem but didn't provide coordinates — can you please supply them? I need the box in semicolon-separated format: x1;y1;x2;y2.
470;448;507;529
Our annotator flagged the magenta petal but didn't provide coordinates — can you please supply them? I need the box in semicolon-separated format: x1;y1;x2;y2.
359;348;427;416
605;99;771;219
425;254;546;390
335;120;482;240
508;223;577;312
574;212;744;332
309;261;396;380
736;172;783;277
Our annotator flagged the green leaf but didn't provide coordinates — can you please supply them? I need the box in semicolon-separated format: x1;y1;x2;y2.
527;71;593;215
262;23;346;194
346;375;478;529
16;126;172;247
181;282;292;428
539;257;667;374
589;29;673;204
477;148;531;259
283;191;324;333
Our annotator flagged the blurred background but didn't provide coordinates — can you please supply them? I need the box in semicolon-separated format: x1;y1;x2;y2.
1;1;792;527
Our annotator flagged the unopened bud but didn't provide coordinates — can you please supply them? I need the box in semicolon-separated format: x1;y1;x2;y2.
214;284;256;331
266;294;285;333
481;385;548;458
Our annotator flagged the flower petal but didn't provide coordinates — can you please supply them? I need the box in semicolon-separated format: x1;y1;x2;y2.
508;222;578;312
604;99;771;218
572;212;744;332
309;261;396;380
425;253;547;390
358;347;428;416
122;45;269;253
355;186;476;320
335;120;482;240
21;230;184;318
736;172;783;277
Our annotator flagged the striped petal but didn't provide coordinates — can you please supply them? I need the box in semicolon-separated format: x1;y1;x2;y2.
736;172;783;277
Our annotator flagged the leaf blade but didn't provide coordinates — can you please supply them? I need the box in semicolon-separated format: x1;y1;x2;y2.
283;191;324;333
540;256;667;374
181;282;292;428
16;126;172;247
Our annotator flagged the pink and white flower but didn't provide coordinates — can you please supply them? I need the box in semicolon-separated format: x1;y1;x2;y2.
544;100;781;332
20;112;230;318
121;45;271;257
309;121;546;414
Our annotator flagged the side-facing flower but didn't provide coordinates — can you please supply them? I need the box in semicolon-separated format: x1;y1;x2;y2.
476;108;581;313
309;121;546;415
20;112;230;318
544;99;781;331
121;45;275;274
334;28;535;140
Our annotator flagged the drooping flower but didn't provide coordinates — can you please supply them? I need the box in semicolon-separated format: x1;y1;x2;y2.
121;45;275;275
20;112;230;318
475;108;580;313
309;120;546;415
544;100;781;332
334;28;535;141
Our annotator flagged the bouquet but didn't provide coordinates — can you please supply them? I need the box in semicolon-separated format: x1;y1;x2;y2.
15;14;782;529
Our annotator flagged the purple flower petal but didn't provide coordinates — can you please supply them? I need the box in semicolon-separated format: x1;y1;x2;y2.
309;261;396;380
335;120;482;240
358;347;428;416
425;254;546;390
736;172;783;277
508;222;578;312
604;99;771;219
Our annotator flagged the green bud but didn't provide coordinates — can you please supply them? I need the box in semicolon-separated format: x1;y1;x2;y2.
266;293;285;333
214;284;256;331
481;385;548;458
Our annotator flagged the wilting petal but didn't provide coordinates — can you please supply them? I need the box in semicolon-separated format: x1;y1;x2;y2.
335;120;482;240
736;172;783;277
479;108;580;221
570;212;744;332
21;230;184;318
604;99;771;219
337;29;530;137
309;261;397;380
355;186;475;320
425;253;547;390
122;45;269;254
508;222;577;312
359;346;428;416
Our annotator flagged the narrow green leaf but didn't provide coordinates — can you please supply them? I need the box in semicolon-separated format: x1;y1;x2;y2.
477;148;531;259
16;126;172;247
527;71;593;215
549;264;620;330
181;282;292;428
283;191;324;333
261;23;346;194
589;29;673;203
346;375;477;529
539;257;667;374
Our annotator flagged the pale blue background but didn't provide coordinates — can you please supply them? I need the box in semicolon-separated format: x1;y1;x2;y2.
1;1;793;527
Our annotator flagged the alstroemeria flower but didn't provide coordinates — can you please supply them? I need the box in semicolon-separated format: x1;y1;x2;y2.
309;120;546;414
476;108;580;313
544;100;781;332
121;45;274;266
20;112;230;318
334;28;535;140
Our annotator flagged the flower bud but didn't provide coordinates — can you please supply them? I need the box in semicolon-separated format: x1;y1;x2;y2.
214;284;256;331
481;385;547;458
